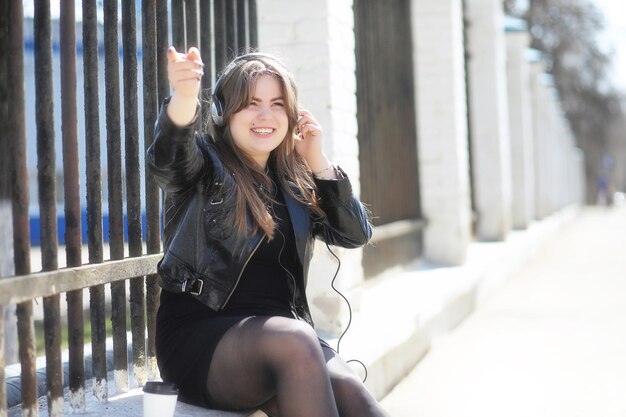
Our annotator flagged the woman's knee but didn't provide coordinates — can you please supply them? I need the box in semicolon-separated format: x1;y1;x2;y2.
262;318;325;367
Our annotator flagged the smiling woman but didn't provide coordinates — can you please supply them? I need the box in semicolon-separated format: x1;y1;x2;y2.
146;49;387;416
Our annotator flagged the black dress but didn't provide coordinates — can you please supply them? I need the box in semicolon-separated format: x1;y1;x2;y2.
155;176;303;406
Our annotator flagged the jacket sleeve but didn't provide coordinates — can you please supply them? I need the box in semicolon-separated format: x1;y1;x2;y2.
312;167;372;248
146;98;209;194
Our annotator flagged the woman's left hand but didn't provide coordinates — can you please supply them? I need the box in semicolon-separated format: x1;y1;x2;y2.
294;109;334;177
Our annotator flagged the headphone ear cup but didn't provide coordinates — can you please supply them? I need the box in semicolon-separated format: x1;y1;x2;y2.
210;98;224;127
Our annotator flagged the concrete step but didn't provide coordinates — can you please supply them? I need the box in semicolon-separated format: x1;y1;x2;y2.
324;208;575;401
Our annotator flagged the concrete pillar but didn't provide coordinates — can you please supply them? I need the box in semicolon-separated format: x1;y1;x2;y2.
505;27;535;229
543;79;560;216
555;111;568;210
466;0;513;240
573;148;586;205
529;59;550;219
411;0;472;265
567;136;584;206
257;0;362;335
546;92;561;214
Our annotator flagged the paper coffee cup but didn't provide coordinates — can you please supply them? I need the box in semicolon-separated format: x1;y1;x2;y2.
143;381;179;417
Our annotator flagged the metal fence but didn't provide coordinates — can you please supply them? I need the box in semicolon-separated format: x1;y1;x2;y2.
0;0;257;415
354;0;424;277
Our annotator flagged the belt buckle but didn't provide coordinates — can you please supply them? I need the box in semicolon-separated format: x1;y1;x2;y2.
184;278;203;296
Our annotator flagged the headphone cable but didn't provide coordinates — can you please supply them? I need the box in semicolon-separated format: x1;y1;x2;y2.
323;237;369;383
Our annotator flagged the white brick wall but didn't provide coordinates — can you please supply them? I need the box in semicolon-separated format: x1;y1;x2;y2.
257;0;360;186
506;31;535;228
466;0;513;240
257;0;363;335
412;0;472;265
530;66;555;219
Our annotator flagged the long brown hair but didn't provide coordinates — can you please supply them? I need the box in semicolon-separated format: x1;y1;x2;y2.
205;53;325;239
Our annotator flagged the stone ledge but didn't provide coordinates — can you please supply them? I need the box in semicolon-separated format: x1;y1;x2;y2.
78;388;263;417
9;381;265;417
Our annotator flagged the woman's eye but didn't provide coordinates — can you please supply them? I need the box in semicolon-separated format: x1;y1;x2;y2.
273;102;285;107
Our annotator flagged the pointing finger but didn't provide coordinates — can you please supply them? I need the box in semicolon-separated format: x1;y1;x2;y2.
187;47;203;66
167;46;178;62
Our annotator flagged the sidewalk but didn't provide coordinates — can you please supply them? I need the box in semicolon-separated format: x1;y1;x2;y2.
381;206;626;416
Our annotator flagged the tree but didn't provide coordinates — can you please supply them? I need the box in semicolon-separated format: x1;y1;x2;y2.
505;0;625;203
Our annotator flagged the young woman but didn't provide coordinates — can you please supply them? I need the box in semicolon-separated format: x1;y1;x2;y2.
147;46;388;417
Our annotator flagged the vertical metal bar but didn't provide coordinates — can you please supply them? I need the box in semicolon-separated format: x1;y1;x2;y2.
214;0;227;71
7;0;31;300
104;0;126;264
35;1;59;271
226;0;238;59
142;0;161;380
0;2;8;413
248;0;257;49
171;0;185;51
60;1;86;411
122;0;147;387
185;0;198;48
156;0;170;104
42;296;62;416
237;0;247;52
155;0;170;380
60;0;82;271
0;308;4;417
0;0;7;205
6;3;36;413
15;304;36;417
200;0;213;123
35;0;64;414
122;1;143;260
103;0;129;393
145;273;159;378
82;0;108;402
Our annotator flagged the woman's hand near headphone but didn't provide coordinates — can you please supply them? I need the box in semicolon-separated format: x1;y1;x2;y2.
166;46;204;127
295;109;336;180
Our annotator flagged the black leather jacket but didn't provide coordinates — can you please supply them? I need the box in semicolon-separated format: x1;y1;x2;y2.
146;101;372;326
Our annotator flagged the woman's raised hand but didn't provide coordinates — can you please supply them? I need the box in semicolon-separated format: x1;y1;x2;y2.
166;46;204;127
167;46;204;98
295;109;336;179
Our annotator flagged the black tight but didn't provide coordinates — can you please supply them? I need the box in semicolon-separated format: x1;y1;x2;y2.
206;316;388;417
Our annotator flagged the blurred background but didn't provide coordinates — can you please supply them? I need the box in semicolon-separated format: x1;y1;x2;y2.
506;0;626;205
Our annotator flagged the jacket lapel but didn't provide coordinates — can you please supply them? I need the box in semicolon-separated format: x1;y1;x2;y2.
281;184;309;264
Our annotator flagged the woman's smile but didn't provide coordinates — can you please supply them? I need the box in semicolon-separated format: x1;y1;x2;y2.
251;127;276;136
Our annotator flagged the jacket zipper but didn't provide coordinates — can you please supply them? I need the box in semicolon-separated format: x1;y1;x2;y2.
220;234;264;309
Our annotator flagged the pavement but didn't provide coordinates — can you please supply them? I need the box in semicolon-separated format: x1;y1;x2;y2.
11;205;625;416
381;205;626;417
